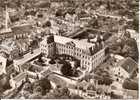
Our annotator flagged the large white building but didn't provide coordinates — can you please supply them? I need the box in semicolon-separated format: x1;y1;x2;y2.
111;57;138;83
40;34;108;72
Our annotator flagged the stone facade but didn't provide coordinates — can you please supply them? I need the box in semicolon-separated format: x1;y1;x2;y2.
40;34;108;72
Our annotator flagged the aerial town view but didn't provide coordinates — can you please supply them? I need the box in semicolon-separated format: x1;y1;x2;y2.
0;0;139;99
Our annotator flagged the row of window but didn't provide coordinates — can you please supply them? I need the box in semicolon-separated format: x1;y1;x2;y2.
92;49;105;60
40;44;47;48
41;49;48;54
41;42;103;61
0;33;28;39
41;42;105;67
41;48;54;57
57;46;92;61
48;43;54;48
82;60;91;66
56;43;83;53
41;43;54;48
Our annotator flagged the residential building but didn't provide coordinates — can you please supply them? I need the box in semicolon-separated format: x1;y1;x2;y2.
12;24;32;39
123;89;138;99
40;34;108;72
13;49;41;72
0;55;7;75
0;41;20;59
0;6;32;39
9;71;38;89
111;57;138;83
9;72;27;89
65;13;78;23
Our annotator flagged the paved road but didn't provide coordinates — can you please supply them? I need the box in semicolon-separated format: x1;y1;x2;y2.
93;12;133;22
68;27;113;38
13;48;41;66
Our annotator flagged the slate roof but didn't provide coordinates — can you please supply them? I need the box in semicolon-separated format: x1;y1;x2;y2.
13;72;27;82
54;35;95;55
119;57;138;74
12;24;32;35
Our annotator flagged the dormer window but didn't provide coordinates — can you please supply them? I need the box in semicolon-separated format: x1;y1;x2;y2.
66;41;76;47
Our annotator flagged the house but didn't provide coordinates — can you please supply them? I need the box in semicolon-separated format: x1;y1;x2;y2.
112;57;138;83
13;49;41;72
0;40;20;59
10;70;38;89
65;13;77;23
12;24;32;39
123;89;138;99
10;72;27;89
110;54;125;62
0;55;7;75
122;78;138;91
122;78;138;99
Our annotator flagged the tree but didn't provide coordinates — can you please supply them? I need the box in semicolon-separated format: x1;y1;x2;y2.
125;38;137;48
29;92;42;99
10;15;19;23
103;77;113;86
74;60;80;68
0;74;11;90
110;91;123;99
60;61;73;76
122;38;138;61
43;92;56;99
59;87;70;96
43;87;70;99
133;15;139;32
124;31;131;38
33;86;43;94
22;82;32;93
35;1;50;8
21;90;31;99
87;84;96;91
43;21;51;28
122;44;132;55
122;78;138;90
57;87;70;98
15;0;22;7
38;54;44;63
33;78;51;95
96;88;104;95
91;19;99;28
55;9;63;17
107;1;111;11
37;13;43;18
49;59;56;64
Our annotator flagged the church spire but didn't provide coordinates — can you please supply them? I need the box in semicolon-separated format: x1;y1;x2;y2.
3;1;12;33
5;4;8;30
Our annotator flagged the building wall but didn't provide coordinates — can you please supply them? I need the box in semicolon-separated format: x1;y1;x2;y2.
0;56;7;75
0;32;29;39
40;42;55;58
55;42;95;71
112;66;129;83
40;36;107;72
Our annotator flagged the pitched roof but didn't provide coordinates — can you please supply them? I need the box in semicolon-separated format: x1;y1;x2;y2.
13;48;41;66
12;24;32;35
13;72;27;82
54;35;95;55
122;78;138;90
119;57;138;74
